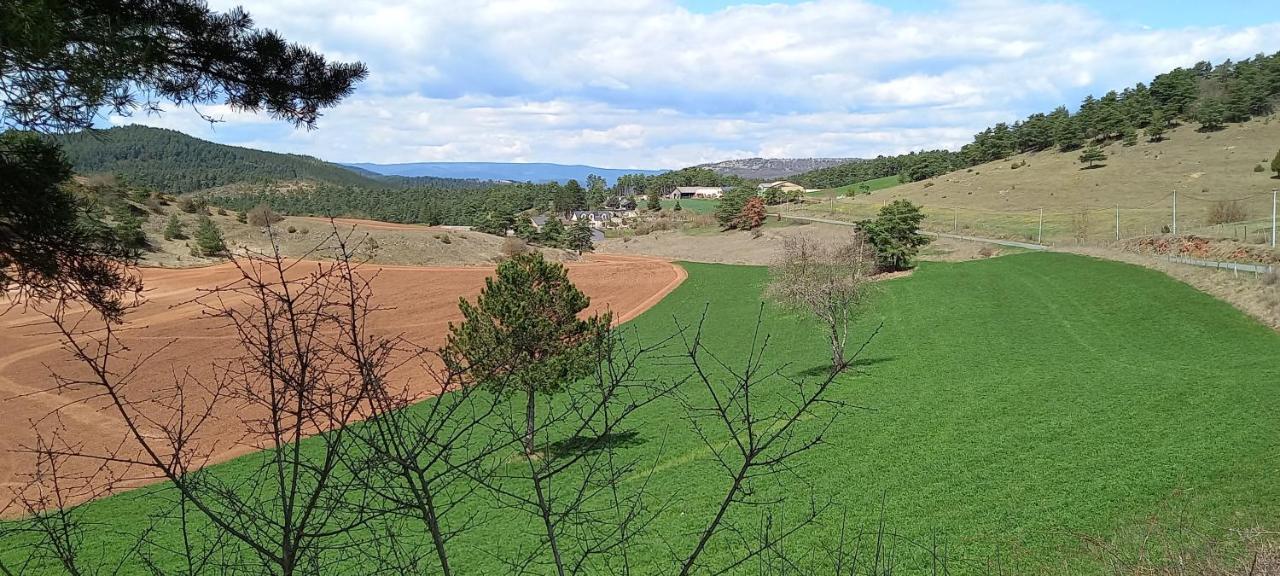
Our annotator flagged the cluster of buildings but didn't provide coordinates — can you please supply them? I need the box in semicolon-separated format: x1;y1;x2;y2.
663;181;807;199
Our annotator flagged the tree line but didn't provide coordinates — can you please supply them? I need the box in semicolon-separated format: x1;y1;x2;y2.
792;53;1280;189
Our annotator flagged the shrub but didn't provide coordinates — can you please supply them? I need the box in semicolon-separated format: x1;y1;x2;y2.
366;237;379;251
500;236;529;259
143;196;164;214
177;196;207;214
1255;164;1266;173
287;226;297;234
736;197;767;230
440;234;452;244
235;211;247;224
216;207;227;216
247;203;283;227
1261;270;1278;286
1208;201;1248;225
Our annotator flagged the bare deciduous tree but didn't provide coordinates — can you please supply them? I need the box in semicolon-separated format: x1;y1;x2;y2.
768;234;878;371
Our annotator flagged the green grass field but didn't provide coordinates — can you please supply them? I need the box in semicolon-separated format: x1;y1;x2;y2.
816;174;903;197
7;254;1280;574
660;197;718;213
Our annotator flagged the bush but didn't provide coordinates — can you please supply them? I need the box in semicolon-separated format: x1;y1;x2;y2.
287;226;297;233
247;203;283;227
177;196;207;214
1207;201;1248;225
736;197;767;230
500;236;529;259
440;234;451;244
1255;164;1266;173
235;211;247;224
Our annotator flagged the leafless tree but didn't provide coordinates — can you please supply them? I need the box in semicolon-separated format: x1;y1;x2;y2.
768;234;878;371
10;227;397;575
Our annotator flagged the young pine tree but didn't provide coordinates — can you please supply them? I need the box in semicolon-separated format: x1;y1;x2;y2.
1272;148;1280;178
566;217;594;252
193;215;226;257
646;189;661;212
163;214;186;240
1078;145;1107;168
443;252;611;455
539;217;566;248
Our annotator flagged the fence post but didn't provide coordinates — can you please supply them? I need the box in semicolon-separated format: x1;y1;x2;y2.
1271;189;1276;248
1038;208;1043;244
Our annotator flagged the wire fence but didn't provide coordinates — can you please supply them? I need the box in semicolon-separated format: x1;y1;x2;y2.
799;190;1280;257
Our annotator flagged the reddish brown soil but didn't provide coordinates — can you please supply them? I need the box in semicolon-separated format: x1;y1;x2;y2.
0;254;685;510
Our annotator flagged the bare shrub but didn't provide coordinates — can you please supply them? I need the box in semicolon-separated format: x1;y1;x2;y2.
978;246;997;258
500;236;529;258
633;217;677;236
1208;200;1248;225
246;203;283;227
768;234;879;370
176;196;207;214
1263;270;1278;286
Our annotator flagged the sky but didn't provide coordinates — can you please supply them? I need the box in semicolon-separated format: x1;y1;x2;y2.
108;0;1280;169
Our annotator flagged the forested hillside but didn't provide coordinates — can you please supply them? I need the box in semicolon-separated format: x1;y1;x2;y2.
793;52;1280;189
53;125;482;193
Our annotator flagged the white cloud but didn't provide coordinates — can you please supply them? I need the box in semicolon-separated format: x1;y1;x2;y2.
138;0;1280;167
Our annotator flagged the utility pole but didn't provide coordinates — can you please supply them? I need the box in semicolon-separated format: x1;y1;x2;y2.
953;209;958;233
1038;208;1044;244
1271;189;1277;248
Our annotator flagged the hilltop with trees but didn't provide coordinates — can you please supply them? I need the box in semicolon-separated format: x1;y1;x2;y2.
790;53;1280;190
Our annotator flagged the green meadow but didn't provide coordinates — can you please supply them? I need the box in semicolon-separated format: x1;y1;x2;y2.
6;253;1279;574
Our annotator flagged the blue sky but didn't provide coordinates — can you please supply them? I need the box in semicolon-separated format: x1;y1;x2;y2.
113;0;1280;169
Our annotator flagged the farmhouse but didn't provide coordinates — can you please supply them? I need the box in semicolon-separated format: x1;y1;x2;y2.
667;186;728;199
757;181;805;194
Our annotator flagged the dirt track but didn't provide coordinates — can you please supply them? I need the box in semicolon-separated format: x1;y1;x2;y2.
0;254;684;510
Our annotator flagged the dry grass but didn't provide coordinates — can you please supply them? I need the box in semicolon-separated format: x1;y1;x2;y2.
135;204;571;268
788;119;1280;244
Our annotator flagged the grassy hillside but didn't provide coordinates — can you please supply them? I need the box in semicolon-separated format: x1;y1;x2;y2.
791;119;1280;244
54;125;481;194
8;253;1279;574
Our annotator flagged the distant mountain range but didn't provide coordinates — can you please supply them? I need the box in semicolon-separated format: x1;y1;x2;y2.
696;157;864;180
55;126;485;193
346;162;666;185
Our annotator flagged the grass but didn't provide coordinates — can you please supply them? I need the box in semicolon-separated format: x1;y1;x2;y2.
7;253;1280;574
816;174;903;197
659;197;718;214
795;119;1280;245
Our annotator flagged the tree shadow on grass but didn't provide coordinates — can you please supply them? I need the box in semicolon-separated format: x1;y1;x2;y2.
542;430;644;460
795;356;896;378
1079;164;1107;170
